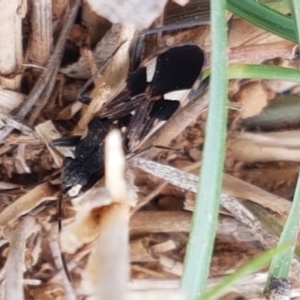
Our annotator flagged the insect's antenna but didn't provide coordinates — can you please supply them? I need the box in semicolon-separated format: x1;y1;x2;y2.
78;40;126;104
56;191;72;282
187;75;210;101
57;192;64;232
60;249;72;283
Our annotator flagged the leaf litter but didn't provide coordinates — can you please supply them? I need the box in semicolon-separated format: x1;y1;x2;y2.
0;1;300;299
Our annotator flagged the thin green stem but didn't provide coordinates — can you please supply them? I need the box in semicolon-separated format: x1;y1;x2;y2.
181;0;228;298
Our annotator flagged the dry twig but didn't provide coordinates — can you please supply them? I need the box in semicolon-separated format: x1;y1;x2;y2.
4;217;36;300
0;0;81;142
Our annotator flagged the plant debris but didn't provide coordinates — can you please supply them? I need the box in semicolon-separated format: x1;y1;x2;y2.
0;1;300;299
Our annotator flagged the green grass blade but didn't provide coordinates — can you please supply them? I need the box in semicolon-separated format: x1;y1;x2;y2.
228;64;300;81
260;0;290;14
266;169;300;288
227;0;297;42
263;4;300;282
290;0;300;49
199;244;290;300
203;64;300;81
244;201;300;259
180;0;228;298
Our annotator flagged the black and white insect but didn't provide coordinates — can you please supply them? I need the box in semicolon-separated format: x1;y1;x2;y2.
54;44;206;196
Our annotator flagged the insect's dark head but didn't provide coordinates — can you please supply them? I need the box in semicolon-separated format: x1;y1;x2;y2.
61;151;104;197
61;157;89;191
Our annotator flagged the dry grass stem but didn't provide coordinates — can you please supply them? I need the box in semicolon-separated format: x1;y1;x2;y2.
129;275;300;299
223;174;291;216
4;216;36;300
0;182;58;225
130;158;276;246
131;211;258;243
228;42;297;63
29;0;52;65
48;226;76;300
130;211;191;234
0;0;81;142
0;89;24;113
0;0;24;89
75;25;136;134
229;131;300;163
0;113;34;136
93;24;123;71
57;101;83;120
28;65;60;125
15;144;31;173
0;2;299;298
131;162;201;214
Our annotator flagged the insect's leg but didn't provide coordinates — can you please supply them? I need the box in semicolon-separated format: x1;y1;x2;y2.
56;192;72;282
51;136;82;147
57;192;64;232
188;75;210;100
